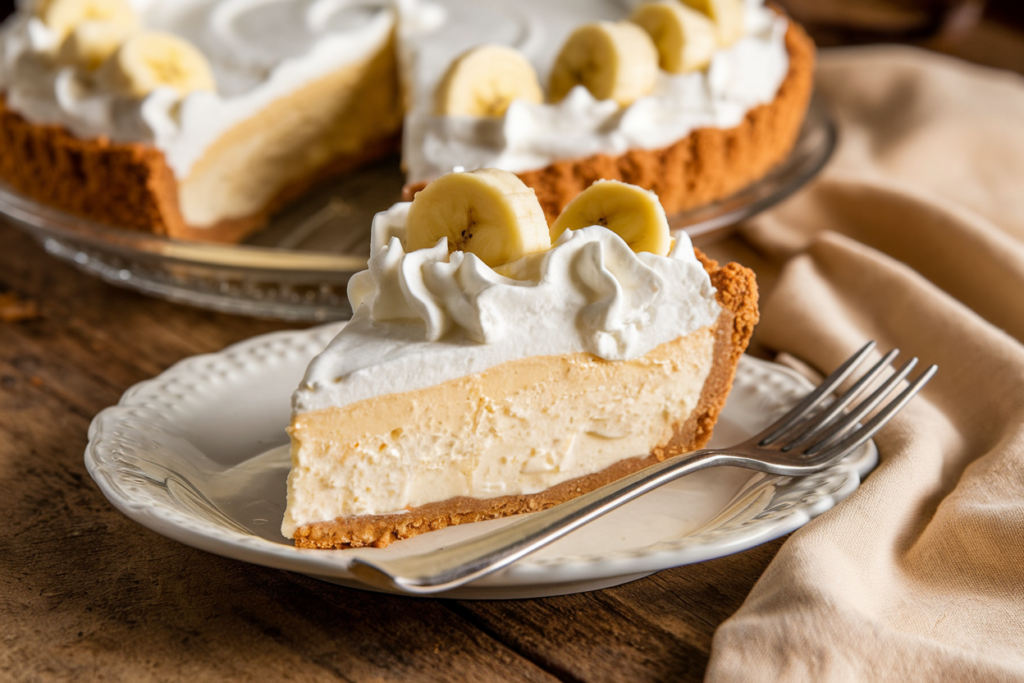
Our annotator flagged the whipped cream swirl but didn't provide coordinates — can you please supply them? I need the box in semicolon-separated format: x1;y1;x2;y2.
403;1;790;183
294;202;721;414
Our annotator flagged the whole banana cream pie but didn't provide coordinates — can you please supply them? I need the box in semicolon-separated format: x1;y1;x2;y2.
0;0;812;242
283;168;759;549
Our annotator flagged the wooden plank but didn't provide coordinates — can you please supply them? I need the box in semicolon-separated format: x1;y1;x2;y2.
446;539;783;683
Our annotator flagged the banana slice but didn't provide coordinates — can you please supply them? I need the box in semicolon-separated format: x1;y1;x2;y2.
57;15;137;70
434;45;543;117
549;21;658;107
549;180;672;256
631;1;718;74
105;31;216;98
680;0;745;47
35;0;136;42
405;169;551;269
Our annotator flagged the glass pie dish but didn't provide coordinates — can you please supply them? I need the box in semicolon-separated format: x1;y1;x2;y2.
0;101;836;322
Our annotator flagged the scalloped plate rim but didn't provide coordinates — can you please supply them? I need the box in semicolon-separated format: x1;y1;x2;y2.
85;323;877;598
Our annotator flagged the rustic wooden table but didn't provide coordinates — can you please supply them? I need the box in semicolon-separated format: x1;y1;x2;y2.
1;5;1022;681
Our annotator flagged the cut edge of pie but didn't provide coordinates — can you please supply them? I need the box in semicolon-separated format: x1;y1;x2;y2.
0;29;403;243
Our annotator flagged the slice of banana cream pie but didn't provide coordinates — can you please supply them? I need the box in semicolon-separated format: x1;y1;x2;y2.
283;168;758;549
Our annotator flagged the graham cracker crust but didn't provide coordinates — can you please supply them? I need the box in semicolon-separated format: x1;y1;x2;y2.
292;250;759;549
402;17;815;224
0;97;183;236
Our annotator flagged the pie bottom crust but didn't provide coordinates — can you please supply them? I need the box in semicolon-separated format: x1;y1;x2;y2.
292;251;759;549
403;18;815;224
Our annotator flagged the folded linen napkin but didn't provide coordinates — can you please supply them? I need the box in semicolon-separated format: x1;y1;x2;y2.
705;46;1024;681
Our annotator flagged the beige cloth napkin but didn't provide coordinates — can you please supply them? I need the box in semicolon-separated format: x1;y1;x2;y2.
704;46;1024;681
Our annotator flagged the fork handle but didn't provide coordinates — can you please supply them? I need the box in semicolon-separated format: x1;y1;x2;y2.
349;448;740;594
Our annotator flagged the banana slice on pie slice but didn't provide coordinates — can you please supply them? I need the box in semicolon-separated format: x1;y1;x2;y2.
105;31;216;98
35;0;136;42
631;1;718;74
405;169;551;268
549;180;672;256
549;21;659;107
680;0;746;47
434;45;543;117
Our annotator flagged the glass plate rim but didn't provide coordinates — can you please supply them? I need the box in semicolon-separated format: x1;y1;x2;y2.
1;100;836;270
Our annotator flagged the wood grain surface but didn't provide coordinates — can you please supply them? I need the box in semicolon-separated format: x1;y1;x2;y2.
3;10;1018;678
0;224;785;682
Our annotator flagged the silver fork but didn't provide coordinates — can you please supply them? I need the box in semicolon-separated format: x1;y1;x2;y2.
349;342;937;595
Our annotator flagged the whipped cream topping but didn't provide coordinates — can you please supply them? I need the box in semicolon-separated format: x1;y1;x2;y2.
0;0;396;179
293;202;721;415
403;0;790;183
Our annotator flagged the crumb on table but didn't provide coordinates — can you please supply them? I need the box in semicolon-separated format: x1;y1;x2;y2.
0;291;41;322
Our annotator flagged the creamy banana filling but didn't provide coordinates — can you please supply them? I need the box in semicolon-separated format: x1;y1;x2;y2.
402;0;789;183
285;171;722;533
284;330;716;535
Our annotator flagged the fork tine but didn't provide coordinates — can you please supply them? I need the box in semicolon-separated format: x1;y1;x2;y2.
810;365;938;462
757;341;877;446
781;348;900;452
803;356;919;455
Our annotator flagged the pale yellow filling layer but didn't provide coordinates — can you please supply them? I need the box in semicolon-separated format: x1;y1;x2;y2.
282;328;716;536
179;32;403;228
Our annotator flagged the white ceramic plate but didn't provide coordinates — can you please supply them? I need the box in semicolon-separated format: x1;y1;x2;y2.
85;324;876;599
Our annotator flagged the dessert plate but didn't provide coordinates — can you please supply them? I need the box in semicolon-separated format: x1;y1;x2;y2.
3;101;836;322
86;323;876;600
